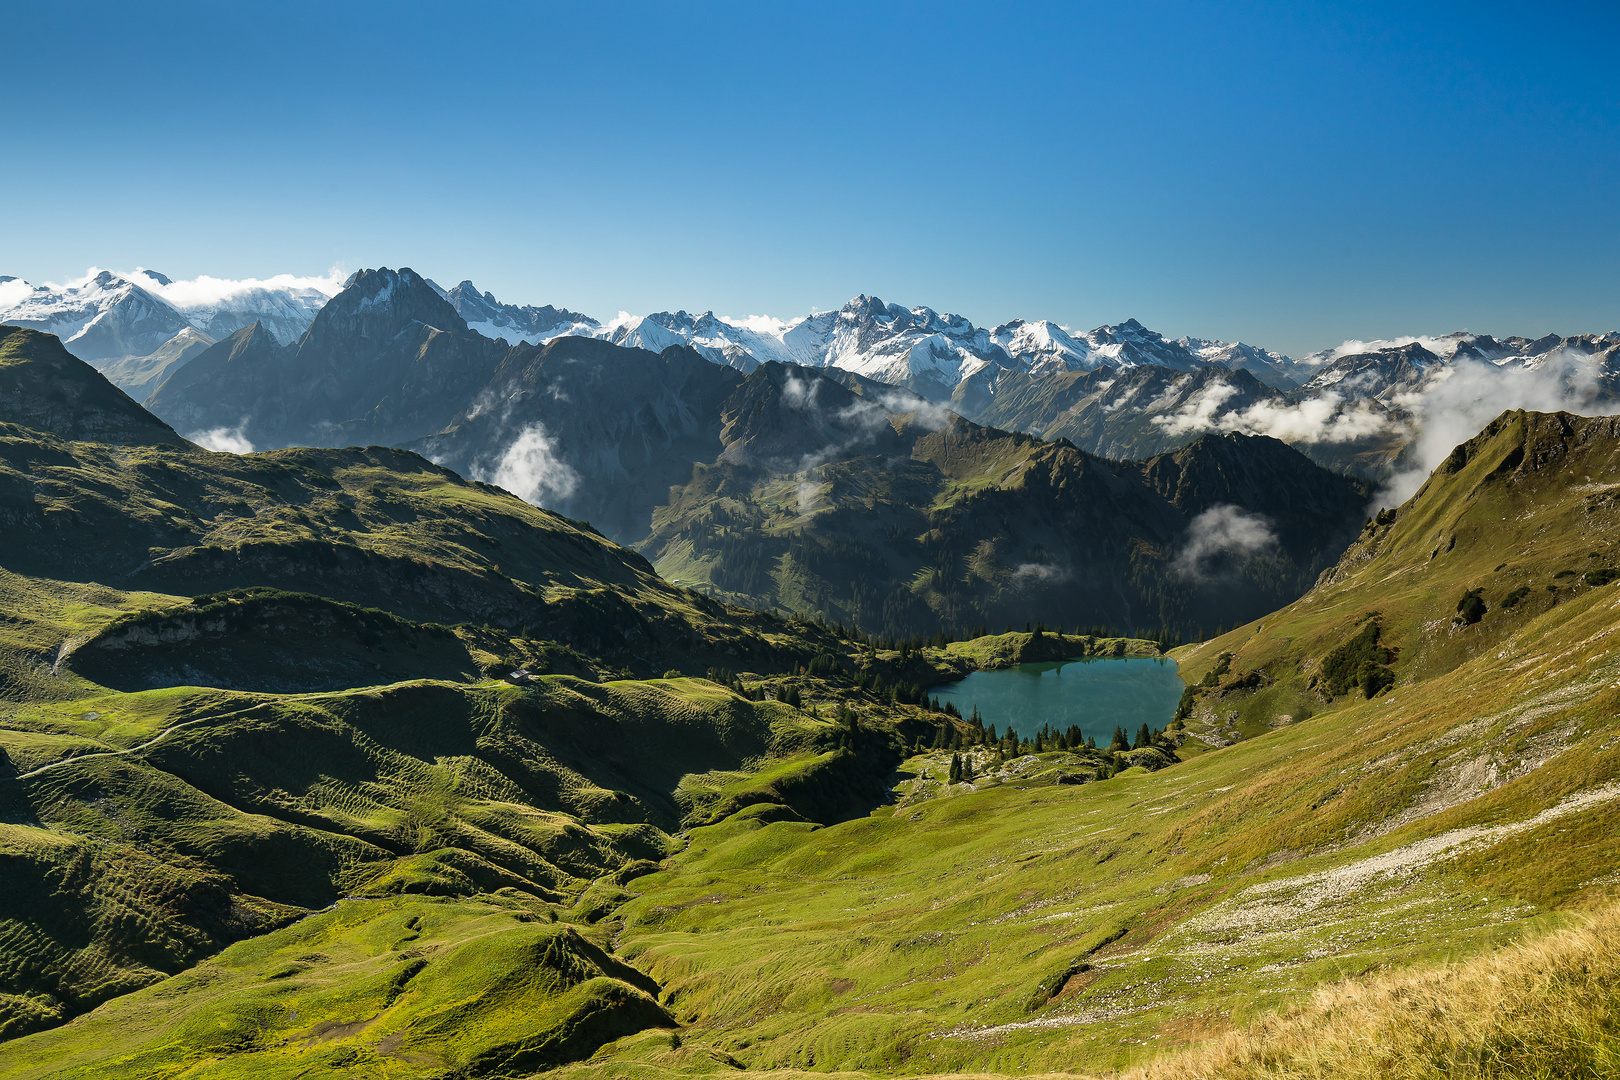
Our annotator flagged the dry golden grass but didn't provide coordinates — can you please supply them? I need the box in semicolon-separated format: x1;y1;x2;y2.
1130;902;1620;1080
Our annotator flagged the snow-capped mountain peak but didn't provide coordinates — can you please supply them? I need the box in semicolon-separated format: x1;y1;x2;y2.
434;279;599;345
0;268;344;366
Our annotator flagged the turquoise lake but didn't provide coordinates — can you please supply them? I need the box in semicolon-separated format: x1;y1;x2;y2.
928;658;1184;743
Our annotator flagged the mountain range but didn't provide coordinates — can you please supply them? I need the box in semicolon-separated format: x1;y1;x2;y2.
7;267;1618;488
122;268;1371;637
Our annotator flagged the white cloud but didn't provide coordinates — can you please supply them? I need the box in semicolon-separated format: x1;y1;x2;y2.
1150;380;1403;445
1374;352;1604;508
875;388;956;431
133;269;345;310
474;423;578;506
1013;561;1071;584
796;477;824;516
1301;333;1475;366
721;313;805;336
0;278;34;309
1173;505;1278;579
187;425;254;454
24;267;346;312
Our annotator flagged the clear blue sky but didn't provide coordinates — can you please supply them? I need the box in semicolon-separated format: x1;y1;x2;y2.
5;0;1616;355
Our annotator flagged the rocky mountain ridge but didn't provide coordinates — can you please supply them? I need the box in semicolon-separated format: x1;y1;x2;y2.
14;265;1620;483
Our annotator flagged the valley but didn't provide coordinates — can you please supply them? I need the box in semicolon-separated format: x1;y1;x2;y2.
1;301;1619;1079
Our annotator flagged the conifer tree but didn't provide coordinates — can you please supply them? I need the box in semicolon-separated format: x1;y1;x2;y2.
949;753;962;783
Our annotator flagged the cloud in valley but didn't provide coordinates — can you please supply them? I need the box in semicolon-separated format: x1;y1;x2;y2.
1151;380;1403;445
1173;505;1278;579
1374;352;1605;507
475;423;579;506
187;425;254;454
1014;561;1071;584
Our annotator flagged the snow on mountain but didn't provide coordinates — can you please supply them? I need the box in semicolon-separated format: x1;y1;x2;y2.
131;269;342;345
0;270;192;362
432;279;599;344
495;294;1314;402
1078;318;1205;373
1178;336;1305;387
601;310;786;371
988;319;1099;376
0;269;343;369
1292;332;1620;401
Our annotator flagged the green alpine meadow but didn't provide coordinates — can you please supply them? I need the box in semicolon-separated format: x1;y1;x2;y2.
1;296;1619;1080
12;6;1620;1073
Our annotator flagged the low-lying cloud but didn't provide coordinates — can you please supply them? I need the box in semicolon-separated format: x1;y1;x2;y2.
1151;380;1403;445
1014;561;1071;584
1147;346;1615;510
187;425;254;454
1173;505;1278;579
474;423;579;506
1374;352;1604;507
134;269;345;310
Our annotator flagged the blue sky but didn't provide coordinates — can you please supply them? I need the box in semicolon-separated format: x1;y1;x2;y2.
5;0;1616;355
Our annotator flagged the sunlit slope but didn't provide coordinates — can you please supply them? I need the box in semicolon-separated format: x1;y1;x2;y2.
1174;409;1620;734
540;410;1620;1076
0;672;839;1041
1128;902;1620;1080
0;338;854;693
0;896;674;1080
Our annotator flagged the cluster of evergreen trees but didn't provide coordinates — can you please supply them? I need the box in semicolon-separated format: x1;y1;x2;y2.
1107;723;1169;751
787;610;1205;665
852;667;930;706
919;711;1125;759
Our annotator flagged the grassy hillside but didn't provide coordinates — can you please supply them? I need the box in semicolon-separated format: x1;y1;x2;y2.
0;895;673;1080
0;327;186;447
0;672;765;1031
9;346;1620;1080
1128;901;1620;1080
535;409;1620;1076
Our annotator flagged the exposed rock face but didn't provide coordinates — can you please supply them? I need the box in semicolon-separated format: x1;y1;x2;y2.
440;278;598;343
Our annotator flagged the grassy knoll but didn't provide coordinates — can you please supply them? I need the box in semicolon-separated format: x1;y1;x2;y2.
0;668;843;1040
942;630;1161;670
0;895;672;1079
